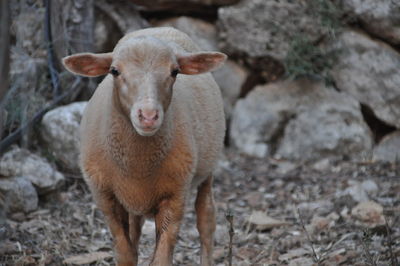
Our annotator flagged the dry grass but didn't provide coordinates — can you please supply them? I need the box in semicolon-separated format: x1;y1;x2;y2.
1;149;399;265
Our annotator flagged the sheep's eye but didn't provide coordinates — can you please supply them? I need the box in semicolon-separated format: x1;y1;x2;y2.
110;67;120;77
171;68;179;78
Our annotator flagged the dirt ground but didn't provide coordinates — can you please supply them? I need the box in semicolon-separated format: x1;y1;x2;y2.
1;148;399;265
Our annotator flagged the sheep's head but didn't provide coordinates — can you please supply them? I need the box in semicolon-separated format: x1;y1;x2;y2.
62;36;226;136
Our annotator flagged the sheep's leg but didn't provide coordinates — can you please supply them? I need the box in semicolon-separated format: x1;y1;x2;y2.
95;192;135;266
129;214;144;265
195;176;216;266
150;196;185;266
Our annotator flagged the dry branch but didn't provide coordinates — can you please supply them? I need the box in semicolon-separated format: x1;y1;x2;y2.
0;77;82;154
0;1;10;139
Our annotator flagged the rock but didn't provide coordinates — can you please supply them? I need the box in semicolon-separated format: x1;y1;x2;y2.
312;158;332;171
351;201;384;225
335;0;400;45
0;147;64;194
330;30;400;128
95;0;149;34
307;215;332;234
11;3;46;57
94;0;150;52
298;200;334;217
341;180;378;203
0;177;38;214
40;102;87;173
230;78;373;161
155;16;247;119
218;0;325;60
131;0;239;11
214;224;229;244
155;16;218;51
248;211;289;230
373;131;400;162
272;160;298;175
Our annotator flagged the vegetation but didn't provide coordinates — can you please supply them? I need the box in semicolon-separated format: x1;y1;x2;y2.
284;35;337;82
283;0;343;82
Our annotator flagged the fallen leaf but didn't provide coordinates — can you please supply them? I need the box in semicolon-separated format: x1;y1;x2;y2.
279;248;310;261
63;251;113;265
248;211;289;230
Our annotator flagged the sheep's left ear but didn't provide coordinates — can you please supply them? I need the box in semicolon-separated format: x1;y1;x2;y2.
177;52;227;75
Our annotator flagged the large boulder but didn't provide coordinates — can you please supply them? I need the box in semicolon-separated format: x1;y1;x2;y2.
230;78;373;161
335;0;400;46
217;0;325;60
40;102;87;173
0;147;64;194
94;0;149;52
155;16;247;119
330;30;400;128
373;131;400;163
131;0;239;11
0;177;38;214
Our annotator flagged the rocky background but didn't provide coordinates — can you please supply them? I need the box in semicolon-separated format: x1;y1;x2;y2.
0;0;399;265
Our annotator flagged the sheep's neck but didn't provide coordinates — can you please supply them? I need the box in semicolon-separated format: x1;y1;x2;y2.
108;88;173;179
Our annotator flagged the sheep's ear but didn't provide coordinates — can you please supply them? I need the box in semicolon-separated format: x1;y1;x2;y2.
177;52;227;75
62;52;112;77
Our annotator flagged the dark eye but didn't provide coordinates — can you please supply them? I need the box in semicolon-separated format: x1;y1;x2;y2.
171;68;179;78
110;66;120;77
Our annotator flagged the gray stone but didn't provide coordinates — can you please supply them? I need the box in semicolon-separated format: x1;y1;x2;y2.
230;78;373;161
338;179;378;203
373;131;400;162
0;177;38;214
0;146;64;194
336;0;400;45
131;0;239;11
218;0;325;60
40;102;87;173
156;16;247;119
330;30;400;128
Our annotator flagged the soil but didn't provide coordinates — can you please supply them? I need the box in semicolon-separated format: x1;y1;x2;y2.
1;148;399;265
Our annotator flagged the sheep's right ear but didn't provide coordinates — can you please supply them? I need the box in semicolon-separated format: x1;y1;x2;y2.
62;52;113;77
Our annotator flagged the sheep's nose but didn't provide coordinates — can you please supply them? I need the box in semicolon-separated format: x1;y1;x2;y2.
138;108;159;126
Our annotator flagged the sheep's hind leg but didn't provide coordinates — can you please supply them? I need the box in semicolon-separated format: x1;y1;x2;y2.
94;191;135;266
195;175;216;266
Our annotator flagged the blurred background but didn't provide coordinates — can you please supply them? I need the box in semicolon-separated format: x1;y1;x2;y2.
0;0;399;265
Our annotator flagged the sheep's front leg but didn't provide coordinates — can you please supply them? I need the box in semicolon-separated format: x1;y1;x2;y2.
129;214;144;265
150;196;185;266
94;192;135;266
195;176;216;266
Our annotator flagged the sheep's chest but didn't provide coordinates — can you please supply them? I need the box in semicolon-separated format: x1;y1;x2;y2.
109;151;194;216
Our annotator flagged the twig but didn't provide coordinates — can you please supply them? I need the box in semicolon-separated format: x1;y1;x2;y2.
384;217;398;266
225;208;234;266
297;208;321;264
360;229;377;266
44;0;60;99
0;77;81;154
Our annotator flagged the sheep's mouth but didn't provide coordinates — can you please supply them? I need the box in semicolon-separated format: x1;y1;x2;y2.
133;124;160;137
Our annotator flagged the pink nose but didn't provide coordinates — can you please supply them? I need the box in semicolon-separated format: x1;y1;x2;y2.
138;108;159;127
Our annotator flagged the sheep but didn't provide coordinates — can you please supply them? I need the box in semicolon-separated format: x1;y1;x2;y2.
62;27;227;266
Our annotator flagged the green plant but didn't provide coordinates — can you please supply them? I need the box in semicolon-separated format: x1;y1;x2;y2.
310;0;343;36
284;35;337;82
282;0;343;82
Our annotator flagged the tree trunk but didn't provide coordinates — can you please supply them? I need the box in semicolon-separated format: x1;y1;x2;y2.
0;1;10;140
49;0;95;100
50;0;94;68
